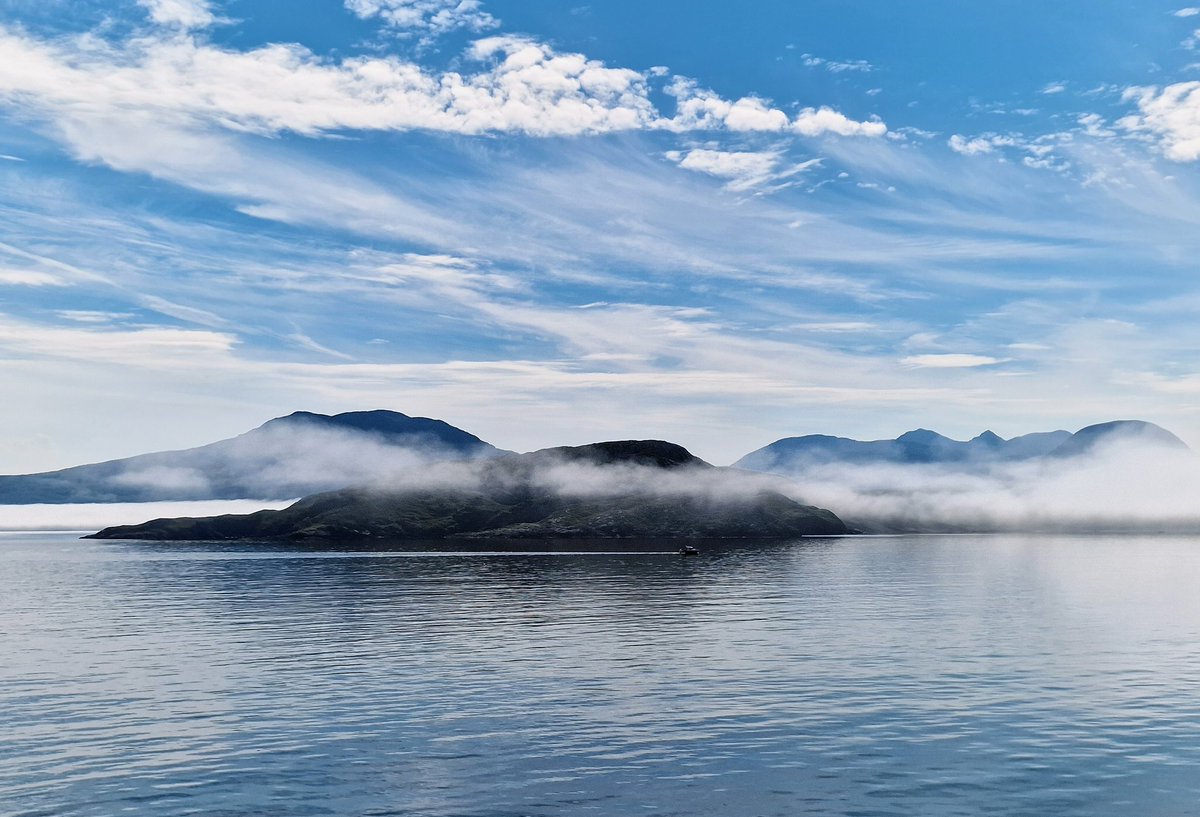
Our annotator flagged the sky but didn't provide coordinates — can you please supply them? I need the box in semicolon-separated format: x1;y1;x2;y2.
3;0;1200;471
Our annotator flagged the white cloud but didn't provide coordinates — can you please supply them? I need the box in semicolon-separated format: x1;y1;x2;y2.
0;27;885;141
664;148;819;191
345;0;497;37
662;77;884;136
800;53;873;73
794;107;887;137
0;500;294;531
948;134;994;155
945;133;1003;154
0;268;66;286
902;354;1005;368
137;0;215;29
946;133;1020;156
1119;82;1200;161
1174;7;1200;17
1041;81;1067;95
0;315;238;367
57;310;133;324
353;253;522;302
1077;112;1115;138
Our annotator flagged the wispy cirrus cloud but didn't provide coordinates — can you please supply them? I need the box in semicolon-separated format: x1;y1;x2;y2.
800;53;873;73
0;268;67;286
902;354;1006;369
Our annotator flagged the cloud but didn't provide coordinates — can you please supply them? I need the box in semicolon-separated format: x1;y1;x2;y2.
1174;7;1200;17
948;135;996;156
1041;81;1067;95
344;0;498;38
779;440;1200;533
137;0;215;29
902;354;1005;368
57;310;133;323
0;26;885;141
361;253;522;298
947;133;1017;156
793;107;887;137
1119;83;1200;161
0;500;294;531
0;268;66;286
800;53;873;73
0;315;239;368
663;148;819;191
661;77;884;136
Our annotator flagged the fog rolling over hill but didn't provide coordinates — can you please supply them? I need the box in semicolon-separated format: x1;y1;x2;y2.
738;420;1198;533
88;441;848;541
0;411;500;505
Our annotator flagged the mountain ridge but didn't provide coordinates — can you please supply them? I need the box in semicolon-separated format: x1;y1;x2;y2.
734;420;1186;475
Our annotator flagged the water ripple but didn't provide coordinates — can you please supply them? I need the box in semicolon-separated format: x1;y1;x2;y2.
2;533;1200;816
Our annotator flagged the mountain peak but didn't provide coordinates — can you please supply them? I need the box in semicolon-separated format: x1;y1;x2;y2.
1051;420;1188;458
533;440;707;469
896;428;949;442
254;410;495;452
0;409;500;504
970;430;1005;446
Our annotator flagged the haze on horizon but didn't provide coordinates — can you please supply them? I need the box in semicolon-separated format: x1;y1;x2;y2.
3;412;1198;535
3;0;1200;470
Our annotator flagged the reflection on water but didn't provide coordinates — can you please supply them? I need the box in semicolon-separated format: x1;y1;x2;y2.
2;532;1199;816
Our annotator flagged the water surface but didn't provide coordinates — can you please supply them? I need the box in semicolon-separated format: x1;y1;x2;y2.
2;532;1199;816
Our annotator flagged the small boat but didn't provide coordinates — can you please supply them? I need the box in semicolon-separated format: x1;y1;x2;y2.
678;545;700;556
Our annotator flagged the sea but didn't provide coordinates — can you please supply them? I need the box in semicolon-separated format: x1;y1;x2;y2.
2;531;1199;817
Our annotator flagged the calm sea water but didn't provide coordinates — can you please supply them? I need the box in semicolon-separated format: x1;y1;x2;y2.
2;532;1199;817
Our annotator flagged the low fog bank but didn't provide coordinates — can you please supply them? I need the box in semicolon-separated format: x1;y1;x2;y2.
0;500;296;531
111;423;489;498
2;421;498;504
341;448;798;505
771;439;1200;533
23;433;1200;536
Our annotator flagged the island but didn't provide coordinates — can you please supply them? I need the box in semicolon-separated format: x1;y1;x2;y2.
86;440;848;541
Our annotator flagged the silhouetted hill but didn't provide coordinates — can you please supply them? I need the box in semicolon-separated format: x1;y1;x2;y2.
734;421;1184;475
87;441;848;541
0;410;500;504
735;427;1070;473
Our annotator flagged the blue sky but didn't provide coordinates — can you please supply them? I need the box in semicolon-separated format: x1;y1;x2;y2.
3;0;1200;470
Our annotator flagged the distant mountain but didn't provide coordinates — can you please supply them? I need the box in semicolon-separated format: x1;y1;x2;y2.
86;440;848;541
0;410;501;504
735;420;1185;475
1046;420;1187;458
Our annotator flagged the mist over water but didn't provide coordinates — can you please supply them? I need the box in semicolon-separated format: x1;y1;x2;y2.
8;429;1200;534
3;531;1199;816
0;500;296;531
773;439;1200;532
102;422;491;499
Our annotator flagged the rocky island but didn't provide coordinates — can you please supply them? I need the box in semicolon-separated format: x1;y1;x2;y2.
87;440;848;541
